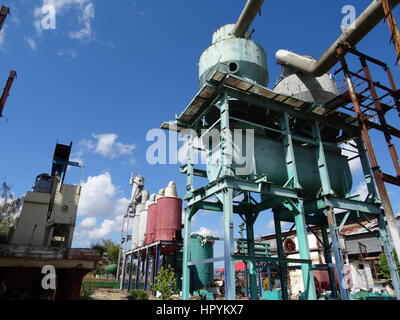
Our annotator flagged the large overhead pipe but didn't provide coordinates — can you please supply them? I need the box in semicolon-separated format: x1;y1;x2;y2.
232;0;264;38
276;0;400;76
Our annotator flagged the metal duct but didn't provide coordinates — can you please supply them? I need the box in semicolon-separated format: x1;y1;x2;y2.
232;0;264;38
276;0;400;77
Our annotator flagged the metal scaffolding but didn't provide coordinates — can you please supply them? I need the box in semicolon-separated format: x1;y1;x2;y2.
121;241;182;293
335;45;400;269
162;68;400;300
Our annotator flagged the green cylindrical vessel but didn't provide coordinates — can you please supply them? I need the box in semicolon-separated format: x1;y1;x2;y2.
206;132;352;199
104;264;118;275
164;251;183;291
189;236;214;292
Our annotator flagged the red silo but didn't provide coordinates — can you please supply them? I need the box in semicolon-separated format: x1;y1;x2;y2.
155;197;183;242
144;204;157;245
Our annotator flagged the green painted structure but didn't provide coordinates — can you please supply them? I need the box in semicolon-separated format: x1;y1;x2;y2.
161;0;400;301
189;236;214;292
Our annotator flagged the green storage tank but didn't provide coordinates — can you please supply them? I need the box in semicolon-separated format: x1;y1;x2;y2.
190;236;214;292
164;251;183;291
206;130;352;199
104;264;118;275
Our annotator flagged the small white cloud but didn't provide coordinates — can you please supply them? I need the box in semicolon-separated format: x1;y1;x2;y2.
70;151;83;166
192;227;219;238
92;133;136;159
24;36;37;50
31;0;96;49
57;47;77;58
0;29;6;48
80;217;97;229
353;181;369;201
69;2;95;41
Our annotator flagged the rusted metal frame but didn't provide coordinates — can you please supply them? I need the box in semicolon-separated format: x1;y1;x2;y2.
340;44;388;68
381;172;400;186
385;66;400;116
382;0;400;65
0;6;9;32
0;71;17;118
360;57;400;176
338;47;400;264
367;120;400;139
348;70;394;93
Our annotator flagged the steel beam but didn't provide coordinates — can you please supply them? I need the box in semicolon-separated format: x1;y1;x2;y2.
182;206;194;300
223;189;236;300
273;209;289;300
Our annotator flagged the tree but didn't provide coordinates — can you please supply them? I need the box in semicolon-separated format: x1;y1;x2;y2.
151;265;179;300
101;239;120;264
0;182;22;244
378;251;400;279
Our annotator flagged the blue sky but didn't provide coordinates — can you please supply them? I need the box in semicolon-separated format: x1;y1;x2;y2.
0;0;399;256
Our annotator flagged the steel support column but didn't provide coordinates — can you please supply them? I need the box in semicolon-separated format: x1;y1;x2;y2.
245;215;259;300
135;254;141;289
273;208;289;300
327;209;349;300
182;206;194;300
293;200;317;300
321;222;338;299
223;189;236;300
143;248;150;290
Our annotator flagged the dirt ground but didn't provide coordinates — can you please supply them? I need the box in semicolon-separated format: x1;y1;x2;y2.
91;288;129;301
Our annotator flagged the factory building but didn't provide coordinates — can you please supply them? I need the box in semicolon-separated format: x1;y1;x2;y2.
257;216;400;298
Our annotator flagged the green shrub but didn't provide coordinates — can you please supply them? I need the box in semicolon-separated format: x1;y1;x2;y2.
80;282;96;300
151;265;179;300
127;289;150;300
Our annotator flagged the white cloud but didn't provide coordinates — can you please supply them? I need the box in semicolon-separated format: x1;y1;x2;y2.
70;151;83;166
73;172;130;243
57;47;77;58
69;2;95;41
192;227;219;238
24;36;37;50
30;0;95;50
80;217;97;228
92;133;136;159
78;172;130;217
353;181;369;201
87;217;122;240
0;29;6;48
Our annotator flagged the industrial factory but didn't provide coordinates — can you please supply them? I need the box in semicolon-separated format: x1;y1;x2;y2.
1;0;400;302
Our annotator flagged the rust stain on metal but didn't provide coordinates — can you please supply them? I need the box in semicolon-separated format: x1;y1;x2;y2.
382;0;400;66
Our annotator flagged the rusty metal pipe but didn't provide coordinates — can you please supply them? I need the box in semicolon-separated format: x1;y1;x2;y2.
232;0;264;38
0;71;17;117
0;6;9;32
276;0;400;76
